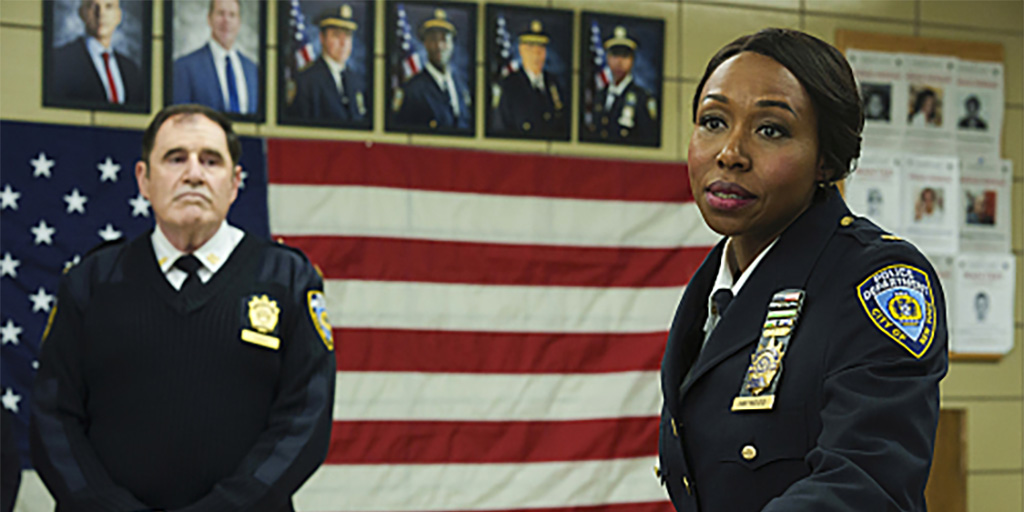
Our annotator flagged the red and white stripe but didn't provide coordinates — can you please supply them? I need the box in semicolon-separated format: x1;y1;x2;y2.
267;140;714;512
296;43;315;69
403;53;422;80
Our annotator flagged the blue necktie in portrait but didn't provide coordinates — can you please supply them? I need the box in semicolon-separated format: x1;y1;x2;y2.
225;55;240;113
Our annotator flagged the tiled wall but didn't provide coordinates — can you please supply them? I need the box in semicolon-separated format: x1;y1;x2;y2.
1;0;1021;509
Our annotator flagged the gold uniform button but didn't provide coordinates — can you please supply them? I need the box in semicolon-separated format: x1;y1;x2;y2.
653;465;660;478
840;215;854;227
741;444;757;460
620;128;629;137
601;116;610;125
671;418;678;437
682;475;692;495
522;121;532;131
429;120;438;129
543;112;552;120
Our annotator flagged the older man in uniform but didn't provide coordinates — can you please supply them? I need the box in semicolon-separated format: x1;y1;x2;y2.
289;5;367;125
173;0;260;114
30;104;335;511
49;0;144;107
395;9;472;131
492;20;567;139
592;26;658;146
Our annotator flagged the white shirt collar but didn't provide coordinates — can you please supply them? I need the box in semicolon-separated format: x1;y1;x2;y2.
607;73;634;97
322;54;347;92
84;36;112;55
424;60;453;90
524;68;545;89
703;237;779;338
152;221;244;285
208;39;237;61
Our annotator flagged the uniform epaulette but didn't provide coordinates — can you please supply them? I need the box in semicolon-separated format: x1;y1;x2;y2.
836;215;897;247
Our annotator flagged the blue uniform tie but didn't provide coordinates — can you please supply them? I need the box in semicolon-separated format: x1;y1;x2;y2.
225;55;240;113
712;289;734;317
174;254;202;294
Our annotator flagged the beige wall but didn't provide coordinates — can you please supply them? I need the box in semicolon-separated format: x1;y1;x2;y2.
2;0;1022;509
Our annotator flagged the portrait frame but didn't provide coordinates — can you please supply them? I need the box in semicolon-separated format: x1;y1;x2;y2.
578;11;664;148
163;0;267;122
484;4;573;141
43;0;153;113
384;0;478;137
277;0;376;130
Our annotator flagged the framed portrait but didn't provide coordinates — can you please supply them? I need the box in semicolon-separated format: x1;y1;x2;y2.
579;12;664;147
484;4;572;141
385;1;478;136
164;0;267;122
43;0;152;113
277;1;375;130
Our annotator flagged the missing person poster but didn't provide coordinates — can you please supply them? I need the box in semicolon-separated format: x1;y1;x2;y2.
903;54;957;155
900;155;959;256
959;157;1012;254
951;254;1016;354
955;60;1004;157
847;49;906;150
845;151;902;233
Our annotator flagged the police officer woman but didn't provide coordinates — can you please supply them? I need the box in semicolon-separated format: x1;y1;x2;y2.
658;28;947;511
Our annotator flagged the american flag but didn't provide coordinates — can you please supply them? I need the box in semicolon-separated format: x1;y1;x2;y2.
391;1;422;108
267;139;718;511
289;0;316;71
584;20;613;130
0;121;268;494
493;13;519;82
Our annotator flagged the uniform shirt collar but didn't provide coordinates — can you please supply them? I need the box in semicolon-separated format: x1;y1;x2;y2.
703;237;779;337
152;220;243;278
607;73;633;97
524;68;545;90
425;60;453;90
208;39;237;60
322;54;347;93
84;36;112;54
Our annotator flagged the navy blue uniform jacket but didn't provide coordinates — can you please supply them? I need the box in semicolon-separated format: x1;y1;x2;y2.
49;37;144;108
173;44;259;114
659;189;948;511
492;69;568;139
288;58;367;126
586;79;657;146
395;71;471;131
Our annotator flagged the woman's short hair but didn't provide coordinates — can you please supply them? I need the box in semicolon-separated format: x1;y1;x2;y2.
691;28;864;182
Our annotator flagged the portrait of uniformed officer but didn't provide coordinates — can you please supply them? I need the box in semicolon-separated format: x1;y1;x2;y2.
592;26;657;145
45;0;151;111
287;5;368;126
393;7;474;133
489;19;569;140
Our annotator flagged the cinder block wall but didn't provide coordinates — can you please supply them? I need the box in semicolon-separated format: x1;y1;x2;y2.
2;1;1021;509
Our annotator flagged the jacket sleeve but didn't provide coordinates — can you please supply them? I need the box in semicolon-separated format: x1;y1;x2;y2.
764;245;948;511
30;271;153;511
174;258;336;512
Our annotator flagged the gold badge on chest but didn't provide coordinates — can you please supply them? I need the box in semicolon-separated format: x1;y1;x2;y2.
241;294;281;350
732;289;805;411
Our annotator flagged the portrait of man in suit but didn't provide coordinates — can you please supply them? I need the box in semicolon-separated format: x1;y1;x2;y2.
170;0;262;116
388;4;476;135
486;7;572;141
284;4;370;128
45;0;150;111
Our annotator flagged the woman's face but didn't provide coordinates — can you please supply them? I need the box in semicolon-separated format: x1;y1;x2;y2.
688;52;822;250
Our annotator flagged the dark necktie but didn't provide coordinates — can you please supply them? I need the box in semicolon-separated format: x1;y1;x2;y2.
174;255;202;295
712;289;734;317
339;71;348;104
225;55;240;113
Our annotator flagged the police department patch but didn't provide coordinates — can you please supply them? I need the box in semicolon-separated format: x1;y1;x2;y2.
857;264;936;358
307;290;334;351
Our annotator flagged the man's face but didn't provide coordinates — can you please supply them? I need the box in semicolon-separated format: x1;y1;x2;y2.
518;42;546;76
423;29;454;71
79;0;122;42
320;27;353;65
208;0;241;50
607;50;634;85
135;114;240;237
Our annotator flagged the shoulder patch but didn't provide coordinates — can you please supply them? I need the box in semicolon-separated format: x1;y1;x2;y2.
857;264;936;358
307;290;334;351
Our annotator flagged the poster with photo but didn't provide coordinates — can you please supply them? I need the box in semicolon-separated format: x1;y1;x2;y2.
43;0;152;113
959;157;1012;254
955;60;1004;157
900;155;959;256
277;1;375;130
164;0;267;121
846;49;906;149
844;150;902;233
951;254;1016;354
903;54;957;154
